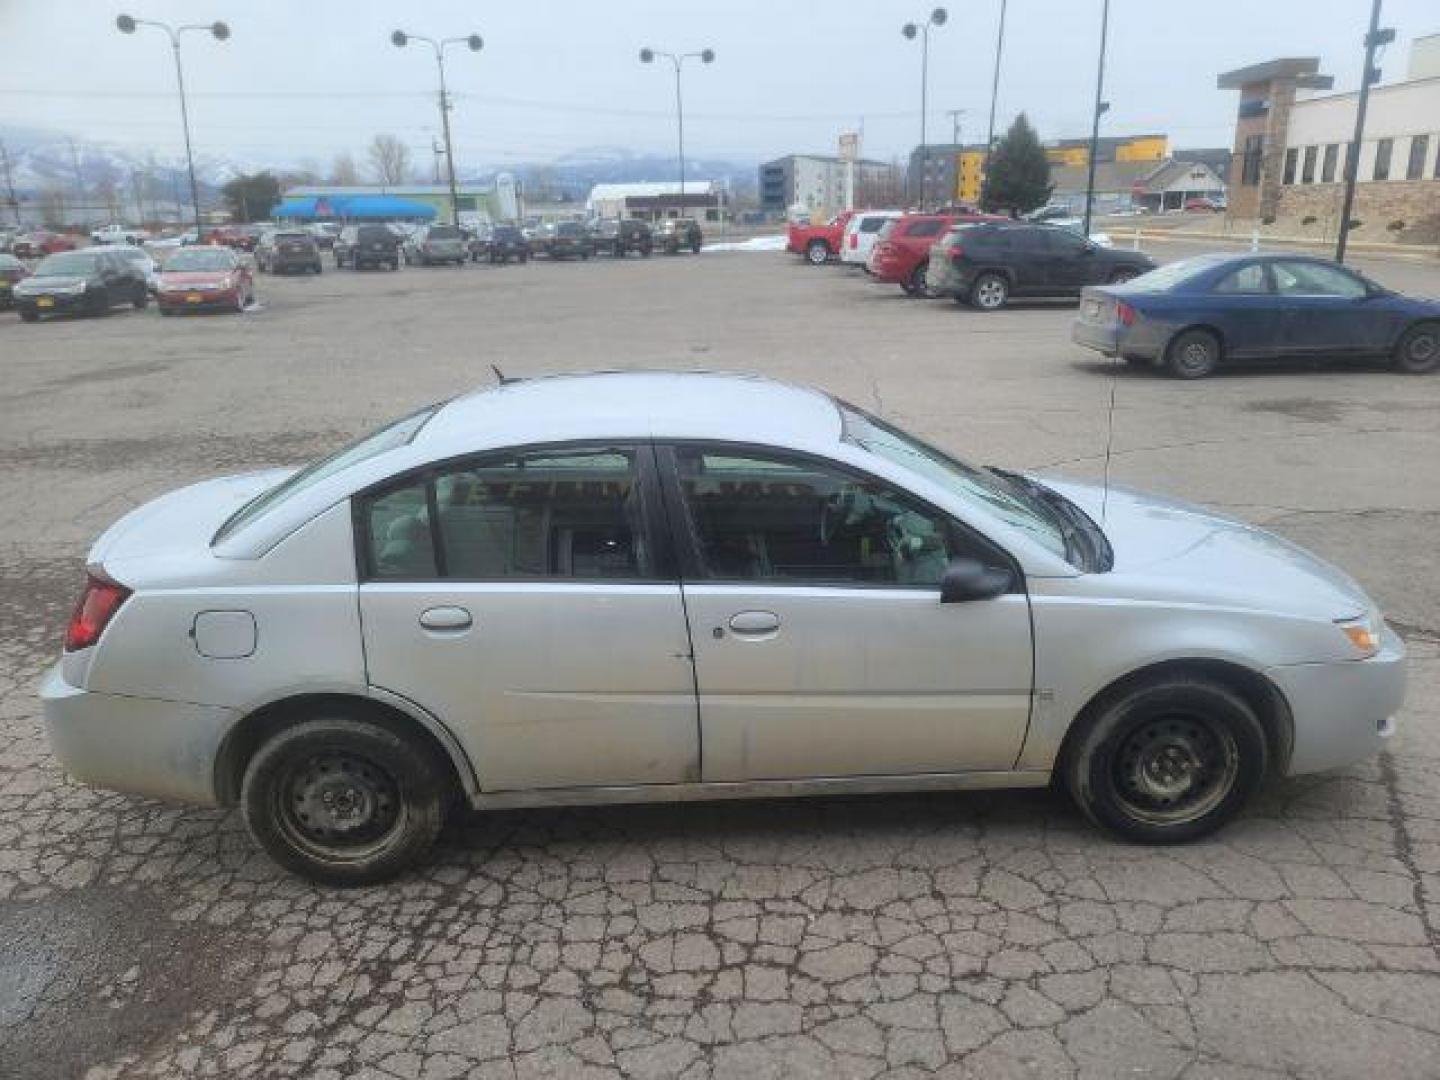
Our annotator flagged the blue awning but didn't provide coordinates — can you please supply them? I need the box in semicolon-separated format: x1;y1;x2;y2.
272;195;437;220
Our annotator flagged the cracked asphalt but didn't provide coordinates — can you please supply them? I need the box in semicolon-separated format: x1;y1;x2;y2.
1;242;1437;1079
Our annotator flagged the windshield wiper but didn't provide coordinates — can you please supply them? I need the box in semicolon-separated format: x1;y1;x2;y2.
989;468;1113;571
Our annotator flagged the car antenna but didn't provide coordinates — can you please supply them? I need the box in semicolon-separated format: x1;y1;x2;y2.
491;363;514;386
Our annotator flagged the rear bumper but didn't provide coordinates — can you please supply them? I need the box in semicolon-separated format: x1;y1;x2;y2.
40;663;235;806
1267;626;1407;776
868;258;910;284
1071;319;1123;357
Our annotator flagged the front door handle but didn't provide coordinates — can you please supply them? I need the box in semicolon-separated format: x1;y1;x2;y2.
419;606;472;632
727;610;781;637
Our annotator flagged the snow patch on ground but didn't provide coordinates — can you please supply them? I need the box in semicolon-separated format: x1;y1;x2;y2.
702;235;787;253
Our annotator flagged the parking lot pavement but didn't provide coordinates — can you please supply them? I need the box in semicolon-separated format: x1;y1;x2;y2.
1;248;1438;1079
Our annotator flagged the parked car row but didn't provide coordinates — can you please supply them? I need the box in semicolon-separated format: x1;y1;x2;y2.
8;244;254;321
800;207;1440;379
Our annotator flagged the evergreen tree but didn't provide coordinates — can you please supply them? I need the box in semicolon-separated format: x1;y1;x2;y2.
980;114;1053;215
220;171;280;223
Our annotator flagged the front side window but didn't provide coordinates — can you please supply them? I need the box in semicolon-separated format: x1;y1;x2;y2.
1272;261;1368;298
1212;263;1271;294
674;448;972;587
363;446;651;581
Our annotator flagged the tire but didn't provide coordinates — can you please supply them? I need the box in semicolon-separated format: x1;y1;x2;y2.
969;272;1009;311
1165;328;1221;379
390;259;399;271
88;288;110;316
19;307;38;323
1063;675;1268;844
1392;322;1440;375
133;288;148;310
313;262;322;275
234;290;246;314
907;263;932;299
806;240;830;265
241;715;449;886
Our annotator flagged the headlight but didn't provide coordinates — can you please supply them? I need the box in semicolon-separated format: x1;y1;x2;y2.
1337;613;1381;658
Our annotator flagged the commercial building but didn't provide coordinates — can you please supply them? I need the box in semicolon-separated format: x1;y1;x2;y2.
585;182;725;222
280;179;519;224
759;155;899;215
1218;33;1440;238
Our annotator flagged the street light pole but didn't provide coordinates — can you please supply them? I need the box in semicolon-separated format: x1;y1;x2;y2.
1336;0;1392;264
115;15;229;241
1081;0;1111;238
392;30;484;228
903;9;948;211
984;0;1007;168
640;47;715;214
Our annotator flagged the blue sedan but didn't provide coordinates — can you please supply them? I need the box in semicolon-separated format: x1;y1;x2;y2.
1072;253;1440;378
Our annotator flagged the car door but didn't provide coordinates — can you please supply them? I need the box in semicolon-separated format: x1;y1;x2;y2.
658;444;1034;782
1270;259;1392;356
1198;261;1284;359
1039;228;1097;292
357;443;700;792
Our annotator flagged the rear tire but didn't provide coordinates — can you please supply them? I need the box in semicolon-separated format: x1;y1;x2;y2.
1392;322;1440;375
969;272;1009;311
806;239;830;265
1165;328;1221;379
133;289;148;310
19;307;38;322
1063;676;1267;844
241;715;449;887
907;263;932;298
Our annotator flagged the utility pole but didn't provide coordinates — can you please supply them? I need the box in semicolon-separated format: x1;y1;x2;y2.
0;139;20;227
1081;0;1112;238
984;0;1007;167
1336;0;1392;264
68;138;86;223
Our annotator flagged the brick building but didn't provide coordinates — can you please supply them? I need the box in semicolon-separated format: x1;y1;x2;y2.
1218;34;1440;240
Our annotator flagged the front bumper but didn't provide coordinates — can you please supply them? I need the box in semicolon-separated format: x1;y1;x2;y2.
41;663;235;806
16;290;91;314
1267;625;1407;775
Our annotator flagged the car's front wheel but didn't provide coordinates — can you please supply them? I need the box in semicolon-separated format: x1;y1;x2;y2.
1064;675;1267;844
1393;322;1440;375
970;272;1008;310
241;714;450;886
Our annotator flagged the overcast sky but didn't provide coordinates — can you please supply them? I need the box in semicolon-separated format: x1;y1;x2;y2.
1;0;1436;172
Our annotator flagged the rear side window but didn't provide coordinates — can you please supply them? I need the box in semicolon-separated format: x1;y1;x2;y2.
859;216;890;233
362;446;652;580
1212;264;1271;294
905;220;945;238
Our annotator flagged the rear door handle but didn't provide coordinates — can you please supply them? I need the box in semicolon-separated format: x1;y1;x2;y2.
419;606;472;632
727;610;781;637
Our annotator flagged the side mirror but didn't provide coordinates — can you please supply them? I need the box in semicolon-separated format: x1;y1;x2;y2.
940;558;1013;603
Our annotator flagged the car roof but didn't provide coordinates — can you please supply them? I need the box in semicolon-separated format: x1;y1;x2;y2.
420;371;842;451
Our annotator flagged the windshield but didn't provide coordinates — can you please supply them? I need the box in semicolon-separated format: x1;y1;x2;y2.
164;248;234;271
34;252;99;276
840;405;1072;561
215;404;441;544
555;223;583;236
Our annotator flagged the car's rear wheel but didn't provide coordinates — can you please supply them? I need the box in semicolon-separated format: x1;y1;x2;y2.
806;239;830;265
905;263;933;298
241;715;449;886
1166;328;1221;379
19;307;38;323
133;288;148;310
1064;675;1267;843
970;272;1008;310
1392;322;1440;375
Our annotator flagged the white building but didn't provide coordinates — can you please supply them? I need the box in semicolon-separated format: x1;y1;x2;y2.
585;181;724;222
758;155;898;215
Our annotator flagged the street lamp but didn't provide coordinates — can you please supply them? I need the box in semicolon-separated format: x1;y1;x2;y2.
115;14;230;240
640;46;715;213
392;29;484;227
902;8;947;211
1081;0;1112;238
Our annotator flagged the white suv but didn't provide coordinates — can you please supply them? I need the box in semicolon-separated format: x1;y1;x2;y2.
841;211;902;268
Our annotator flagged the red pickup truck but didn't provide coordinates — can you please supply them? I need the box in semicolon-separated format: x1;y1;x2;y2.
867;211;1004;295
787;210;854;266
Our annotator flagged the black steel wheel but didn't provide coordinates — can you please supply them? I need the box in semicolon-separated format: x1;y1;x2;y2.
1165;328;1221;379
242;715;449;886
1393;322;1440;375
1064;675;1267;843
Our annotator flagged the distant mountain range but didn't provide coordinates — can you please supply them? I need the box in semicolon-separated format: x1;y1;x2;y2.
0;124;759;218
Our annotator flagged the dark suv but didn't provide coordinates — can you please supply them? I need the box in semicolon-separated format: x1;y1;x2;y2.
925;223;1155;310
334;225;401;271
656;217;703;254
535;221;593;260
473;225;531;264
591;218;654;257
256;230;323;274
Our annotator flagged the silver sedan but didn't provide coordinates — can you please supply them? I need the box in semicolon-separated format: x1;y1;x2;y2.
41;372;1405;884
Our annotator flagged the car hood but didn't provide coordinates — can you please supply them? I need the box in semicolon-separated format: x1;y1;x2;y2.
1033;475;1371;620
90;469;293;575
158;271;233;286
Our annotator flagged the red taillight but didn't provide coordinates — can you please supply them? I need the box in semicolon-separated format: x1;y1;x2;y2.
948;243;964;261
848;233;858;248
1116;301;1138;326
65;573;130;652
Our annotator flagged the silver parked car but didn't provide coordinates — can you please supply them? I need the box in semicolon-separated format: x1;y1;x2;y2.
402;224;468;266
42;373;1405;884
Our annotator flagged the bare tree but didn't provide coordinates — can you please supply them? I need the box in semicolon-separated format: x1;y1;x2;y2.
368;134;412;186
329;152;360;186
